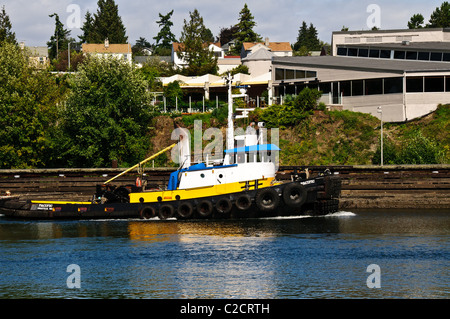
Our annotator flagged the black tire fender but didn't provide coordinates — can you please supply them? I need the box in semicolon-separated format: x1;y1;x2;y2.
140;206;156;219
235;194;252;211
197;200;213;217
283;183;307;207
158;204;174;220
216;197;233;214
255;188;280;212
177;202;194;219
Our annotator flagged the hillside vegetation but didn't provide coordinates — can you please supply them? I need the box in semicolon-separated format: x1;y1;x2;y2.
170;103;449;167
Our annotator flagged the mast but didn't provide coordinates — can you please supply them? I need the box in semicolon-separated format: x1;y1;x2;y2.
225;72;234;151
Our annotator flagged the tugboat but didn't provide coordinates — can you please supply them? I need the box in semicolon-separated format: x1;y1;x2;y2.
0;74;341;220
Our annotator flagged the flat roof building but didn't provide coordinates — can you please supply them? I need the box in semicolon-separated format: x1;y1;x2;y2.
272;28;450;122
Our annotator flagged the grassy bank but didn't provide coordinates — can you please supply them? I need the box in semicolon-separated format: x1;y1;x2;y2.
168;104;449;167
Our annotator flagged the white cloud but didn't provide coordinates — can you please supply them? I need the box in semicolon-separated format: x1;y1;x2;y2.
1;0;446;46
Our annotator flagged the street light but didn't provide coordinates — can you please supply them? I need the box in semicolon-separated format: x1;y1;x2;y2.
377;106;383;166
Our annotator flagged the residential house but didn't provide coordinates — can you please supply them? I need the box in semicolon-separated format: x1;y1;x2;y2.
20;42;50;69
172;42;225;69
241;38;293;59
82;39;132;63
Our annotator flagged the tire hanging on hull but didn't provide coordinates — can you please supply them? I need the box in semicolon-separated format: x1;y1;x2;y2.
282;183;307;208
255;188;280;212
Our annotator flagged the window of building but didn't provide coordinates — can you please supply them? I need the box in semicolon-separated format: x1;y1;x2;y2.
319;82;331;94
446;76;450;92
306;71;317;78
418;51;430;61
337;47;347;56
443;53;450;62
340;81;351;96
369;49;380;58
352;80;364;96
285;69;295;80
406;51;418;60
358;48;369;57
394;50;406;59
380;50;391;59
365;78;383;95
406;77;423;93
430;52;442;61
348;48;358;56
425;76;445;92
275;68;284;81
384;77;403;94
295;70;306;79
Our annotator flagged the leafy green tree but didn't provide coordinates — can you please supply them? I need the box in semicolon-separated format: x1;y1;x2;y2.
91;0;128;44
232;4;261;55
0;42;62;168
59;56;155;167
178;9;218;76
429;1;450;27
408;14;425;29
47;13;72;60
0;6;16;44
164;81;184;107
153;10;177;55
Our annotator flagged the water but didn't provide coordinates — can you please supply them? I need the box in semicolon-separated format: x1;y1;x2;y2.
0;209;448;299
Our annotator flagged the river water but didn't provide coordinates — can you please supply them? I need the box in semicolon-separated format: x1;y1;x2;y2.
0;209;448;299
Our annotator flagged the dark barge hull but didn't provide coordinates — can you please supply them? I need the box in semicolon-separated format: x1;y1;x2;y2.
0;175;341;220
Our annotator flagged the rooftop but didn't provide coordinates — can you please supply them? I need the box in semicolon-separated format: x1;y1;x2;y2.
243;42;292;52
82;43;131;54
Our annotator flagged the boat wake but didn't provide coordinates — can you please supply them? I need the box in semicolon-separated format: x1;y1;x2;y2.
261;211;356;220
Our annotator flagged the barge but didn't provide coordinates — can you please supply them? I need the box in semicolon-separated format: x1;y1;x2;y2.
0;74;341;220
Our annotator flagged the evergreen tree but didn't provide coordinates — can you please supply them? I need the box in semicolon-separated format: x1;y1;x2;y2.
153;10;177;55
178;9;218;76
79;11;95;43
232;4;261;55
91;0;128;44
294;21;322;55
429;1;450;27
47;13;72;60
408;14;425;29
0;6;16;44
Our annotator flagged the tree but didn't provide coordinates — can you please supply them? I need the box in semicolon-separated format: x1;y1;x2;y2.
47;13;72;60
294;21;322;54
153;10;177;55
429;1;450;27
232;4;262;55
408;14;425;29
178;9;218;76
79;11;95;43
91;0;128;44
132;37;152;56
0;6;16;44
218;25;239;46
0;42;62;168
59;56;155;167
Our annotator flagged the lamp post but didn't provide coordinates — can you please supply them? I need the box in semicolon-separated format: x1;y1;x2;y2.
377;106;383;166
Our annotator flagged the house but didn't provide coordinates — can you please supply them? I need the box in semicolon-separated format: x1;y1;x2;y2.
172;42;225;69
19;42;49;69
241;38;292;59
82;39;132;63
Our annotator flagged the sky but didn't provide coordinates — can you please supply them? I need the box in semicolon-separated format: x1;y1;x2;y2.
1;0;445;47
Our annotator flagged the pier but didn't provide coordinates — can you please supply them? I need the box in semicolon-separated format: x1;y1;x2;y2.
0;165;449;209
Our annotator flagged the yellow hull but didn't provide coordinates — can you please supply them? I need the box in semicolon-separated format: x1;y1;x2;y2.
130;177;278;203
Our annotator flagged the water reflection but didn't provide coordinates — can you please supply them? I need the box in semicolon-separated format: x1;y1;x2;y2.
0;210;448;299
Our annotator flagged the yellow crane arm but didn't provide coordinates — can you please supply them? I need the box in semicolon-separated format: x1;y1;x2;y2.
104;143;177;185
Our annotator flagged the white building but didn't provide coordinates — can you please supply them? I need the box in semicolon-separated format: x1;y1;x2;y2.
271;28;450;122
172;42;225;69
